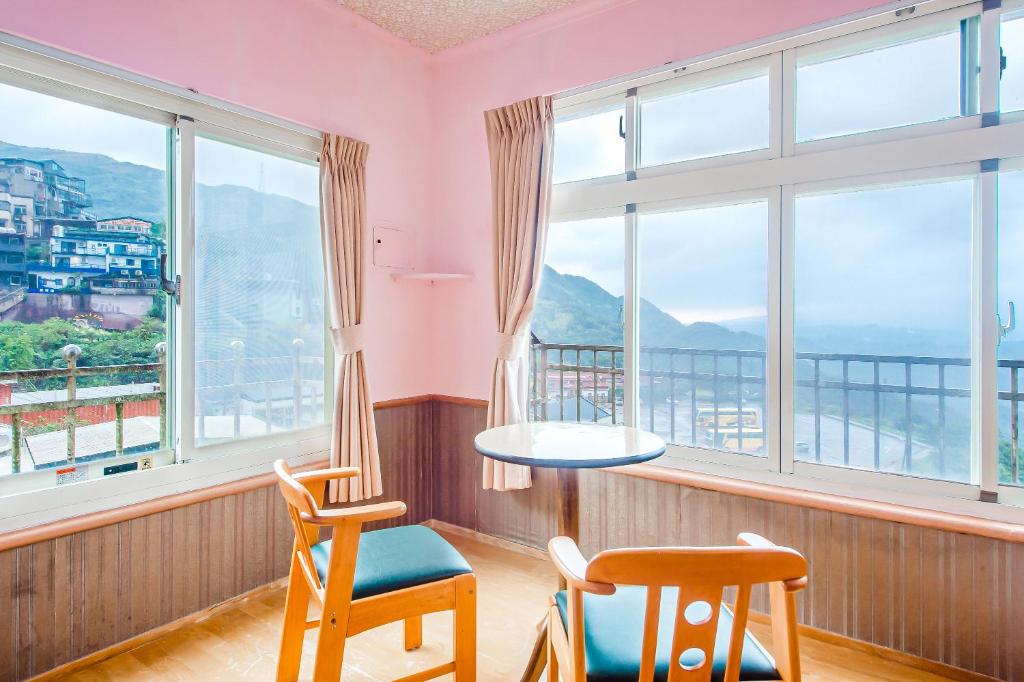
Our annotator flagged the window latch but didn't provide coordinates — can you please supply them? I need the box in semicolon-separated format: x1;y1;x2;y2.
999;300;1016;344
159;253;181;305
618;114;626;140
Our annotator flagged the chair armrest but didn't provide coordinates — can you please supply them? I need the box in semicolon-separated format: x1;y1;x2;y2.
302;500;407;526
738;532;804;682
736;533;807;591
293;467;362;484
548;537;615;595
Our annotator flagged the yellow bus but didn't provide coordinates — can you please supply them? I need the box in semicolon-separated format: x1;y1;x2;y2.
695;407;759;429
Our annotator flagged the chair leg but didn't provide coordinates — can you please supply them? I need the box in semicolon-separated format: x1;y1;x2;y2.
312;523;361;682
453;573;477;681
277;555;311;682
404;615;423;651
546;615;559;682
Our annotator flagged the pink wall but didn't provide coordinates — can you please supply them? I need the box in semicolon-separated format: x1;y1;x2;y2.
423;0;894;399
0;0;436;400
2;0;900;401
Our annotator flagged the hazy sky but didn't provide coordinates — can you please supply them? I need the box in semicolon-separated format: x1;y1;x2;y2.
0;82;318;207
547;21;1024;349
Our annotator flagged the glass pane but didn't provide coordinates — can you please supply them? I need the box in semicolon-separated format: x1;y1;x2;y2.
794;178;973;481
0;83;169;482
533;217;624;423
1002;10;1024;113
194;137;324;446
796;23;968;142
640;71;769;167
638;202;769;455
553;106;625;184
998;170;1024;486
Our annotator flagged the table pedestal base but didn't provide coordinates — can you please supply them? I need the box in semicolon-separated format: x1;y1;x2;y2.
520;468;579;682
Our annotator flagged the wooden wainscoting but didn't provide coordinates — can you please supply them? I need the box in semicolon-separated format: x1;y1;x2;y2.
0;400;433;682
430;399;1023;681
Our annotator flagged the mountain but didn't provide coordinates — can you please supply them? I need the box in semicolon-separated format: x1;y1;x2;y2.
533;265;765;350
0;141;168;223
0;141;319;235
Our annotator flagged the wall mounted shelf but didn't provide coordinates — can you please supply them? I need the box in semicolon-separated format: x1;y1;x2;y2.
389;272;473;284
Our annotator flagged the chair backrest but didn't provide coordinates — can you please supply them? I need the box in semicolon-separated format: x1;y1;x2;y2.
274;460;326;595
569;535;807;682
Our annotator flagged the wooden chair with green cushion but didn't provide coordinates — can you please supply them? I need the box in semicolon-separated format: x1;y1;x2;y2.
273;460;477;682
545;533;808;682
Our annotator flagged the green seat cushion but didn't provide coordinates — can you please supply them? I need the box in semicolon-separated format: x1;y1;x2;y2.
310;525;472;600
555;587;780;682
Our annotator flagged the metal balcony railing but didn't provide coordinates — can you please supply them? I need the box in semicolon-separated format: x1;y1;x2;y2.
1;339;325;474
529;338;1024;484
0;343;167;474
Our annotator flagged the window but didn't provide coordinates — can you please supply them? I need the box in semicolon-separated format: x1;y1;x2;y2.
1002;8;1024;113
0;82;170;482
193;136;325;447
541;2;1022;507
998;169;1024;486
553;104;625;184
0;44;325;511
639;64;770;167
794;178;973;481
534;217;625;423
794;15;977;143
638;201;769;456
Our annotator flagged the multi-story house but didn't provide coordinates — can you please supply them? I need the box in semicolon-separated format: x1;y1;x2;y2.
96;217;154;235
0;158;92;234
0;229;26;287
29;222;161;294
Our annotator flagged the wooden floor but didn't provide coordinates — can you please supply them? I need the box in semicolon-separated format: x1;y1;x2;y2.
51;530;965;681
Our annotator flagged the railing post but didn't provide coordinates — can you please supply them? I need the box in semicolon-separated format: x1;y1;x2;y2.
115;401;124;457
10;413;20;474
1012;366;1020;485
61;344;81;464
292;338;304;429
155;342;167;449
904;361;913;472
230;340;245;438
540;344;549;422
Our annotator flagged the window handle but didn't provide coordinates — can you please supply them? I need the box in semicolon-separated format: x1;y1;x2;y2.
159;253;180;305
999;300;1016;343
619;114;626;140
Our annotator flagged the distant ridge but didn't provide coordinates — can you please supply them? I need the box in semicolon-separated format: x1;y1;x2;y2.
533;265;765;350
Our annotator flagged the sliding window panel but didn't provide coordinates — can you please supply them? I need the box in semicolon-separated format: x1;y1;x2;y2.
639;61;771;169
793;176;975;482
192;135;325;447
533;216;626;424
637;200;769;459
795;10;979;145
997;169;1024;486
0;81;173;490
1002;8;1024;113
553;103;626;184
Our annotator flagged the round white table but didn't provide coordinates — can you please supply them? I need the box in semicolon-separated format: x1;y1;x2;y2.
473;421;666;682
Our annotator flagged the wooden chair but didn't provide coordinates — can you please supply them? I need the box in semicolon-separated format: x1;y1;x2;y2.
274;460;477;682
545;533;808;682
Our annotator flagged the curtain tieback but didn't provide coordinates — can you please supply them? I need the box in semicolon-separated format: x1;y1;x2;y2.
332;324;364;355
496;330;528;361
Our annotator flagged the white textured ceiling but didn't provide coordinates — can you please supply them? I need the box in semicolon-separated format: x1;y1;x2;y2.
337;0;583;53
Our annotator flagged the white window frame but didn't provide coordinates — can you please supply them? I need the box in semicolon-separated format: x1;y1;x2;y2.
548;0;1024;520
0;34;331;532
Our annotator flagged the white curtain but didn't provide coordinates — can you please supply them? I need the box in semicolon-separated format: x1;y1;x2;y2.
320;134;382;503
482;96;555;491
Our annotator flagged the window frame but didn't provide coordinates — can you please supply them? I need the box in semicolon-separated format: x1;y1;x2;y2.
548;0;1024;518
634;54;781;175
0;34;331;531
